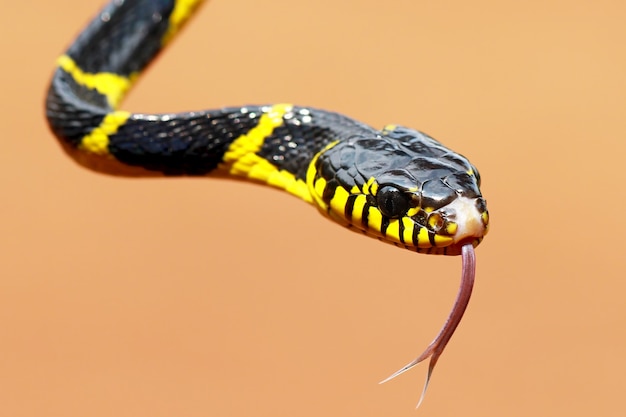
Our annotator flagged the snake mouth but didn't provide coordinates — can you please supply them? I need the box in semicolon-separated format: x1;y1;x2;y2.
319;193;489;255
415;196;488;254
446;196;489;242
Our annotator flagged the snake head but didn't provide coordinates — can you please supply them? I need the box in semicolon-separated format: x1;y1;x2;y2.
307;125;488;255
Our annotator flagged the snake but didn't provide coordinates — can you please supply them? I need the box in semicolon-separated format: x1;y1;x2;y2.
45;0;489;406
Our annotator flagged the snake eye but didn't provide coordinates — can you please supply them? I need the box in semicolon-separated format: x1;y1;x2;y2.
376;185;410;219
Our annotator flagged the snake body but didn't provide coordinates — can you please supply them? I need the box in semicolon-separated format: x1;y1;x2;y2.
45;0;489;405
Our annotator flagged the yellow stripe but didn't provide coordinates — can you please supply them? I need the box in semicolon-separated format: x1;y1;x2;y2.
445;222;458;235
56;55;135;108
401;217;414;243
362;180;369;195
367;206;383;232
80;111;131;155
482;212;490;236
329;186;350;215
266;168;311;203
416;227;430;248
433;234;453;247
406;206;419;217
361;177;378;196
162;0;205;45
369;179;379;196
385;219;401;242
314;177;327;200
350;195;367;223
222;104;292;168
306;141;339;211
382;124;397;134
219;104;312;201
285;177;312;203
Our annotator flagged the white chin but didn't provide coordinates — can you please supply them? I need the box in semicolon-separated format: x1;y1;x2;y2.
446;196;486;243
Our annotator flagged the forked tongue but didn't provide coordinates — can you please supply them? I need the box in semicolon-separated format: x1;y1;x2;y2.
379;243;476;409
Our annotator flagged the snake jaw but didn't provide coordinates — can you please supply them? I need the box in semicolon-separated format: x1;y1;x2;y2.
447;196;489;243
426;195;488;254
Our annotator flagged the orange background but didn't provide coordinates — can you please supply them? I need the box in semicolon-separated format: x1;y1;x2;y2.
2;0;625;416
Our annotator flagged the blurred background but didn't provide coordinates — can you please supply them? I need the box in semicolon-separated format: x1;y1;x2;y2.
1;0;625;415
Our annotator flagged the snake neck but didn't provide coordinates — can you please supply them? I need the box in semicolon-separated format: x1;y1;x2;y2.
45;0;376;192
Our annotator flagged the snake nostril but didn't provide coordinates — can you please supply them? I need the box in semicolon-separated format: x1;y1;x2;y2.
475;198;487;214
475;198;489;227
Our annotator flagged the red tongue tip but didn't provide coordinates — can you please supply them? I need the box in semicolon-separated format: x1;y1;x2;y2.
380;243;476;409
